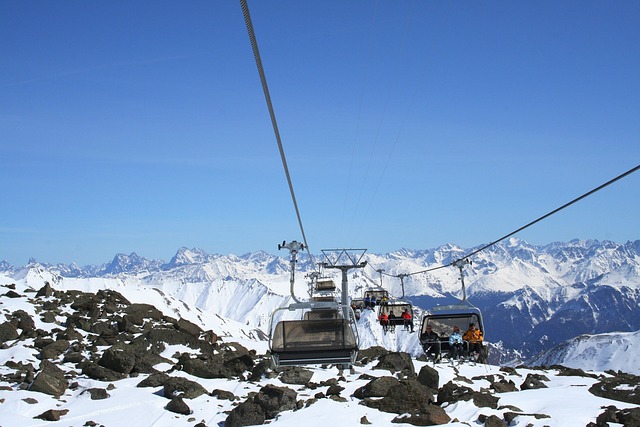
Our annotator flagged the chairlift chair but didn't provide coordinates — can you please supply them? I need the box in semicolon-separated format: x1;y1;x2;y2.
419;302;486;362
269;301;359;367
363;288;389;303
377;299;414;329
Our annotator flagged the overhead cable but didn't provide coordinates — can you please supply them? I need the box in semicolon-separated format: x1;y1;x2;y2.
240;0;314;264
390;163;640;277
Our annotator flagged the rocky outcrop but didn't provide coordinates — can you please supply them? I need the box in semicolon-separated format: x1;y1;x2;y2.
589;371;640;405
225;384;297;427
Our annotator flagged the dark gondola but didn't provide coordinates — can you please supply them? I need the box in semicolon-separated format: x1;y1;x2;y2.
419;259;487;362
268;244;365;368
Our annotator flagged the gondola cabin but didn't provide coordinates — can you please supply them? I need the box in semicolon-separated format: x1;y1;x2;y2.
419;303;486;361
420;304;484;338
269;302;359;367
311;278;338;302
377;300;413;327
316;278;337;292
364;289;389;303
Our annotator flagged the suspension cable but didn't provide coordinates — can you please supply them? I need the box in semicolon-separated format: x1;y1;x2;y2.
381;163;640;277
240;0;315;264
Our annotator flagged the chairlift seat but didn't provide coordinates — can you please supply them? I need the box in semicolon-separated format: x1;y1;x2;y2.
270;318;358;367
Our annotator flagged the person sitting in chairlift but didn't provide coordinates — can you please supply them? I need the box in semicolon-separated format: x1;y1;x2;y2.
401;308;414;332
388;311;397;330
463;322;484;358
378;312;389;332
449;326;464;360
420;324;441;362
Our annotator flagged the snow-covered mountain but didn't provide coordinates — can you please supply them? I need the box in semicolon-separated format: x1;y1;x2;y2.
529;330;640;375
1;239;639;363
1;275;638;427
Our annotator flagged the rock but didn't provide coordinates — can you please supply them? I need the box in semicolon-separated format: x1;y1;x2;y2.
491;379;518;393
123;303;163;325
472;392;499;409
225;401;265;427
356;346;389;363
211;389;237;401
326;384;345;396
417;364;439;390
3;290;22;298
40;339;70;360
12;310;36;333
85;388;110;400
224;385;297;426
35;282;54;298
175;317;203;338
479;414;506;427
163;376;208;399
249;357;275;381
278;366;314;385
179;349;255;380
0;322;19;343
552;365;598;378
390;406;451;426
374;352;415;375
81;362;127;382
591;405;640;427
166;396;191;415
137;373;170;388
99;346;137;374
34;409;69;421
253;384;297;419
520;373;549;390
29;360;68;398
360;378;435;415
354;376;400;398
437;381;475;405
589;372;640;405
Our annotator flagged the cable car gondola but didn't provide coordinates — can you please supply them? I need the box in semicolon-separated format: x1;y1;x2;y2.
419;259;487;362
268;243;365;368
376;273;414;332
377;299;414;331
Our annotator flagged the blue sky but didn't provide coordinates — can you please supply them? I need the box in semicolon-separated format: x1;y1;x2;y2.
2;1;639;266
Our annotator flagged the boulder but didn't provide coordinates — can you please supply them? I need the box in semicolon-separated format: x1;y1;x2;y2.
225;401;265;427
163;376;208;399
417;364;439;390
520;373;549;390
29;360;68;398
360;378;435;415
374;352;415;376
589;372;640;405
166;396;191;415
278;366;314;385
0;322;19;343
354;376;400;398
252;384;298;419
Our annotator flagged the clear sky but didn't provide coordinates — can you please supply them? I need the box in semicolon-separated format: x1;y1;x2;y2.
2;1;639;266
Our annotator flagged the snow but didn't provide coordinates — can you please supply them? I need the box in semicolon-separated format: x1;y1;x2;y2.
1;270;638;426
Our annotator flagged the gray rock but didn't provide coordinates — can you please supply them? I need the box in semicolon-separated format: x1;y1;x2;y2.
166;396;191;415
278;366;314;385
417;364;439;390
0;322;19;343
374;352;415;375
29;360;68;398
163;376;208;399
225;401;265;427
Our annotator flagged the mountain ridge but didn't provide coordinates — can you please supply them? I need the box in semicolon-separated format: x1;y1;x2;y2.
2;238;639;362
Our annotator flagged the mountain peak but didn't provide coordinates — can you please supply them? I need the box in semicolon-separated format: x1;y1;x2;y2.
165;247;212;268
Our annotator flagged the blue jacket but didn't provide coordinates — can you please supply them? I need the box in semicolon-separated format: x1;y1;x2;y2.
449;331;463;345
